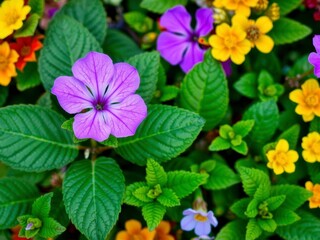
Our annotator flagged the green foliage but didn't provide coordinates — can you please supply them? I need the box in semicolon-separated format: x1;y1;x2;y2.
180;51;228;130
310;117;320;133
257;218;277;232
215;220;247;240
0;105;78;171
16;62;41;91
140;0;187;13
277;124;300;148
116;105;205;165
142;202;166;230
246;219;262;240
63;157;125;240
0;86;8;107
39;15;101;91
156;188;180;207
265;195;286;211
125;182;148;207
231;198;251;219
273;208;301;226
146;159;167;186
124;11;153;33
270;0;302;15
234;73;258;98
257;70;284;101
32;193;53;219
14;14;40;38
28;0;44;16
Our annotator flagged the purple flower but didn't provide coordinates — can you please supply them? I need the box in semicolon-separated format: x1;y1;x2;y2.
181;208;218;236
157;5;213;73
308;35;320;77
51;52;147;142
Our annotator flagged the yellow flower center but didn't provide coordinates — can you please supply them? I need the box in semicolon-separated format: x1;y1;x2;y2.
246;26;260;42
21;46;31;57
305;94;319;107
311;141;320;154
0;55;8;71
194;214;208;222
4;11;21;26
275;152;287;165
224;35;237;47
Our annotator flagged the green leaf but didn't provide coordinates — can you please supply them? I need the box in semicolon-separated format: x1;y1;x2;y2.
124;11;153;33
209;137;231;152
232;141;248;155
124;182;148;207
238;167;270;197
270;0;302;15
287;54;314;79
230;198;251;219
160;85;180;102
16;62;41;91
233;73;258;98
58;0;107;44
142;202;166;230
29;0;45;16
0;178;39;229
39;15;101;91
270;185;311;210
273;208;301;226
157;188;180;207
277;124;300;149
25;228;39;239
32;193;53;219
269;18;311;45
0;86;8;107
14;14;40;38
233;120;255;137
216;220;246;240
146;159;167;186
180;52;228;130
36;92;52;108
103;29;142;63
310;117;320;133
63;157;125;240
203;160;240;190
100;135;118;148
253;52;281;80
127;51;160;103
265;195;286;211
0;105;78;171
253;183;271;202
116;105;205;165
140;0;187;13
133;186;153;203
257;219;277;233
166;171;207;198
246;219;262;240
200;160;216;173
245;199;259;218
38;217;65;238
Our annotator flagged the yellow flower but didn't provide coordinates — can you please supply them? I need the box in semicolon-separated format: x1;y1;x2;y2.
223;0;259;17
305;181;320;208
209;22;251;64
115;219;156;240
232;15;274;53
213;0;225;8
0;41;19;86
154;221;174;240
266;139;299;175
0;0;31;39
289;79;320;122
302;132;320;163
254;0;269;11
265;3;280;21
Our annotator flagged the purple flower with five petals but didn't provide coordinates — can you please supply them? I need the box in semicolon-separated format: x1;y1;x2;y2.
181;208;218;237
157;5;214;73
308;35;320;77
51;51;147;142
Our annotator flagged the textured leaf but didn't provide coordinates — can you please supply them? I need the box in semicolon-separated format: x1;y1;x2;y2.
58;0;107;44
253;183;271;202
124;11;153;33
216;220;247;240
38;217;66;238
232;141;248;155
36;92;52;108
270;0;302;15
142;202;166;230
0;178;39;229
157;188;180;207
14;14;40;38
0;105;78;171
239;167;270;197
124;182;148;207
265;195;286;211
29;0;45;16
32;193;53;219
63;157;125;240
269;18;311;45
116;105;205;165
39;15;101;91
230;198;251;219
160;86;180;102
257;219;277;233
146;159;167;186
127;51;160;103
277;124;300;149
180;52;228;130
245;199;259;218
233;73;258;98
233;120;255;137
100;135;118;148
246;219;262;240
273;208;301;226
166;171;207;198
209;137;231;152
200;160;216;173
16;62;41;91
133;186;153;203
140;0;188;13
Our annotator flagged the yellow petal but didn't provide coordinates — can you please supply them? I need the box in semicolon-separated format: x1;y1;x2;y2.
237;39;251;54
235;4;251;17
115;231;131;240
232;14;248;31
302;79;319;93
303;150;317;163
309;201;320;208
256;16;273;33
273;164;284;175
302;113;315;122
0;72;11;86
287;150;299;162
212;48;230;62
305;181;314;191
216;23;231;38
230;49;245;64
276;139;289;152
283;163;295;173
289;89;304;103
125;220;142;234
209;35;225;49
141;228;156;240
255;35;274;53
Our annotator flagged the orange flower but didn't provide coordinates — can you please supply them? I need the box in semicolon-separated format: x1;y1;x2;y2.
0;41;19;86
116;219;156;240
305;181;320;208
155;221;174;240
10;35;43;71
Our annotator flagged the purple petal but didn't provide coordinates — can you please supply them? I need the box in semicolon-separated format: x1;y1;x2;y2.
179;42;206;73
195;8;214;37
51;76;93;114
72;52;114;100
106;95;147;138
313;35;320;53
207;211;218;227
195;222;211;236
183;208;198;216
160;5;192;35
181;214;196;231
105;63;140;103
157;32;189;65
221;59;232;77
73;110;111;142
308;52;320;77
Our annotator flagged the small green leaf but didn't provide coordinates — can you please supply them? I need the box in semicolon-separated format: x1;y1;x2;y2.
253;183;271;202
146;159;167;186
0;86;8;107
133;186;153;203
157;188;180;207
14;14;40;38
273;208;301;226
232;141;248;155
257;219;277;233
124;11;153;33
245;199;259;218
310;117;320;133
125;182;148;207
265;195;286;211
38;217;66;238
142;202;166;230
246;219;262;240
277;124;300;149
230;198;251;219
234;73;258;98
199;160;216;173
28;0;45;16
32;193;53;219
209;137;231;152
233;120;255;137
140;0;187;13
215;220;247;240
160;86;180;102
16;62;41;91
25;228;39;239
100;135;118;148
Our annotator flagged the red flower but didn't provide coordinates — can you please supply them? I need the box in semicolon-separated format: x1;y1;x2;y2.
10;35;43;71
305;0;318;8
11;226;30;240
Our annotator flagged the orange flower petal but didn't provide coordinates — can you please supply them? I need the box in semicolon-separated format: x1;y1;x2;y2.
125;220;142;234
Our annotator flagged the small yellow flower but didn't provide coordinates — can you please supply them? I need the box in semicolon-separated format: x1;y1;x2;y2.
289;79;320;122
232;15;274;53
302;132;320;163
0;0;31;39
266;139;299;175
209;22;251;64
223;0;259;17
254;0;269;11
265;3;280;21
0;41;19;86
115;219;156;240
305;181;320;208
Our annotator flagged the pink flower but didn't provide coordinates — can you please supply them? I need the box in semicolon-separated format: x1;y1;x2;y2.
308;35;320;77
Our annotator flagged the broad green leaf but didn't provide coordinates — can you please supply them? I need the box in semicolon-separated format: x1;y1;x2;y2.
270;185;311;210
142;202;166;230
233;73;258;98
63;158;125;240
270;0;302;15
103;29;142;62
269;18;311;45
50;189;69;227
0;105;78;171
58;0;107;44
310;117;320;133
116;105;205;165
180;52;228;130
16;62;41;91
146;159;167;186
216;220;247;240
253;183;271;202
160;86;180;102
39;15;101;91
0;86;8;107
140;0;187;13
257;219;277;233
6;169;46;184
203;160;240;190
28;0;45;16
273;208;301;226
230;198;251;219
209;137;231;152
246;219;262;240
166;171;207;198
277;124;300;149
14;14;40;38
265;195;286;211
239;167;270;197
233;120;255;137
232;141;248;155
38;217;65;238
157;188;180;207
0;178;39;229
127;51;160;103
124;182;148;207
124;11;153;33
32;193;53;219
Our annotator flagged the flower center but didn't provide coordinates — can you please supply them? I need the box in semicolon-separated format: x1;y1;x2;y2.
21;46;31;57
194;213;208;222
224;35;237;47
5;11;20;26
275;152;287;165
246;26;260;42
95;103;104;110
305;94;319;107
0;55;8;71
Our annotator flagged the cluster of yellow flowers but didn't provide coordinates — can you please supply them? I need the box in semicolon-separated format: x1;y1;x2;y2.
208;0;278;64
